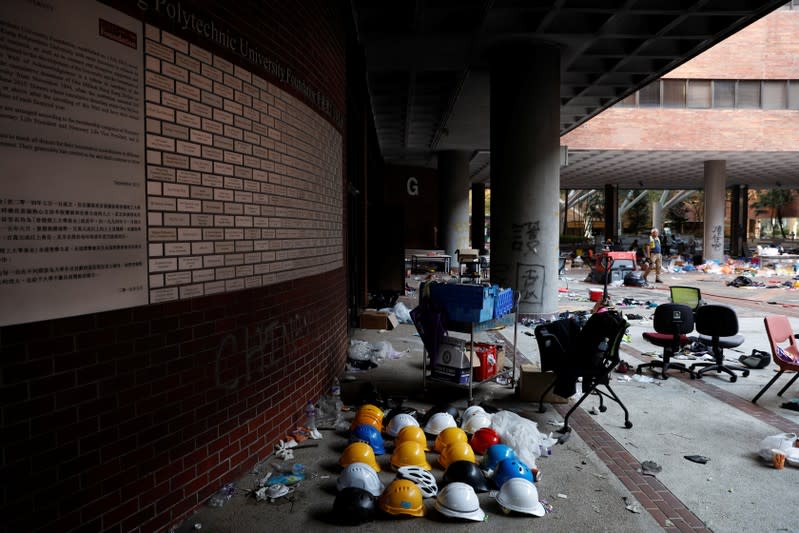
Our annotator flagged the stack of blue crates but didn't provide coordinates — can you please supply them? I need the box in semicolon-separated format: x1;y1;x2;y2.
493;286;513;318
429;283;494;323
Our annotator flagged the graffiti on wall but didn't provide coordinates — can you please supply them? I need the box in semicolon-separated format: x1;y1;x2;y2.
512;221;541;253
711;224;723;251
517;263;545;305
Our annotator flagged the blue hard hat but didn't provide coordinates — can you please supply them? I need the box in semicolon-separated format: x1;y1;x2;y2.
350;423;386;455
480;444;517;473
492;458;533;489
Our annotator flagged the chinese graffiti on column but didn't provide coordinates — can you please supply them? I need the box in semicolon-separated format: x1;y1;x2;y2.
711;225;723;251
517;263;545;305
512;221;541;252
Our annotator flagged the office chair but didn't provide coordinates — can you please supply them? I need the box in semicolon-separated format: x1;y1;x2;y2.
690;304;750;382
637;303;694;379
535;310;632;433
669;286;703;312
752;315;799;403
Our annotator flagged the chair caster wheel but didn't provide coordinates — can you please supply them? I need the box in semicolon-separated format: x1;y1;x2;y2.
742;370;750;378
635;368;642;374
599;405;607;413
538;407;547;414
729;375;737;383
624;421;633;429
690;374;696;379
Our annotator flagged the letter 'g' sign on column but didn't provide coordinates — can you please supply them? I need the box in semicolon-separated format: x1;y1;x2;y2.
407;176;419;196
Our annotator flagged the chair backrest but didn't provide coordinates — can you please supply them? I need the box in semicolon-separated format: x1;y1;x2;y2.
534;318;581;372
764;315;799;367
652;303;694;336
575;310;628;375
695;304;738;338
670;286;702;312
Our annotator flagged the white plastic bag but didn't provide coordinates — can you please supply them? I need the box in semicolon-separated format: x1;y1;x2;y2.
757;433;797;461
490;410;558;468
393;302;413;324
348;339;372;361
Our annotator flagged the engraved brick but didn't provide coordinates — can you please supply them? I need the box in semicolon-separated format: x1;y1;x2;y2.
233;115;252;131
165;242;191;256
175;52;200;73
146;40;174;62
162;122;189;140
178;228;202;240
223;124;243;140
146;70;174;92
253;217;269;228
215;267;235;280
214;136;234;151
254;240;269;251
214;215;235;227
161;31;188;54
145;24;160;41
190;129;213;145
149;257;177;272
189;71;213;92
148;212;162;226
236;265;254;277
244;204;260;216
204;255;224;268
245;252;260;264
163;153;189;169
176;140;202;157
202;201;223;214
149;273;164;288
147;135;175;151
243;107;259;123
235;216;253;227
148;197;176;211
202;175;223;188
234;191;253;203
213;108;233;125
235;241;254;252
191;213;213;226
224;99;243;116
165;271;191;286
254;263;270;275
205;280;225;294
261;251;276;262
224;202;243;215
202;90;223;109
214;162;234;176
146;117;161;134
176;111;202;129
189;43;212;64
148;166;175;183
146;102;175;121
192;242;214;254
223;177;243;190
223;71;241;90
224;151;243;165
225;254;244;266
192;269;215;282
226;279;244;291
202;146;224;161
233;65;251;83
201;62;223;82
215;242;235;254
235;140;253;155
175;81;201;101
163;212;190;226
145;86;160;103
202;118;224;135
214;56;234;75
243;131;260;145
180;284;204;298
151;287;178;303
244;228;260;239
234;90;252;107
213;189;234;202
177;199;202;212
234;166;252;179
244;276;262;288
190;101;213;119
243;155;260;169
252;122;268;136
224;228;244;240
163;183;190;197
214;82;234;100
162;62;189;83
243;82;259;97
162;92;189;112
243;180;259;193
190;186;213;200
190;158;213;173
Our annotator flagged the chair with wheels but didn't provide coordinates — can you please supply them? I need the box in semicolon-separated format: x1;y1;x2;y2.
689;304;750;382
751;315;799;403
534;310;632;433
669;286;704;313
637;303;694;379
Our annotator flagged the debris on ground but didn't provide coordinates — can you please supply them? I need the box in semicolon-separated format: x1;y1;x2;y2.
684;455;710;464
639;460;662;476
623;496;641;513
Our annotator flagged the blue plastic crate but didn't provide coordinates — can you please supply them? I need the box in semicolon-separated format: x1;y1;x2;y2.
429;283;494;324
493;287;513;318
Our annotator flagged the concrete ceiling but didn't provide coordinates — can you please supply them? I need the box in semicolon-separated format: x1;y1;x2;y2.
351;0;789;187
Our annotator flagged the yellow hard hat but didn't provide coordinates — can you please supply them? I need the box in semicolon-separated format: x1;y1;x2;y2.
378;479;425;517
390;441;432;471
356;404;384;421
396;425;429;451
434;427;468;453
350;411;383;433
439;441;476;469
340;442;381;472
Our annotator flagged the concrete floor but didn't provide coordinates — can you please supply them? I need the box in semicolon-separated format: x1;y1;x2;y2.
176;266;799;533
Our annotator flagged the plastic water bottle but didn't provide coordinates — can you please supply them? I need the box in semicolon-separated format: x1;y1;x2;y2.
331;377;343;424
305;401;316;430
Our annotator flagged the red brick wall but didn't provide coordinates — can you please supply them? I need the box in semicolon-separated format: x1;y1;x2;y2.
0;2;349;532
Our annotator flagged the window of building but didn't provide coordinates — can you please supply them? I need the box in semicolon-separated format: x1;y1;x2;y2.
687;80;711;108
638;81;660;106
762;80;788;109
737;81;761;108
713;80;735;108
789;81;799;109
662;79;686;107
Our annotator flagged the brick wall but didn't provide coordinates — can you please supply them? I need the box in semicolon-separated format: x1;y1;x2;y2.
0;1;349;532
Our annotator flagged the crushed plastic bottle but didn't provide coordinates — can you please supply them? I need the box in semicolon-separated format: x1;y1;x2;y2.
208;482;235;507
305;401;317;430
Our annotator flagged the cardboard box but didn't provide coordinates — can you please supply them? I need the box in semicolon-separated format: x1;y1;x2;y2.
431;338;476;384
359;310;399;330
519;364;569;403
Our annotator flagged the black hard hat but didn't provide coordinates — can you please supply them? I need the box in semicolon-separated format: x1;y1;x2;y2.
442;460;491;493
333;487;378;525
420;403;460;426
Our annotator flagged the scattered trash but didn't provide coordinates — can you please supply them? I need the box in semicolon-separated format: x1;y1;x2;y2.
639;460;662;476
664;519;674;527
632;374;655;384
275;439;296;460
615;361;632;373
780;400;799;412
588;407;600;415
208;482;236;507
557;493;568;499
617;375;632;382
684;455;710;464
623;496;641;514
256;483;295;502
193;524;202;530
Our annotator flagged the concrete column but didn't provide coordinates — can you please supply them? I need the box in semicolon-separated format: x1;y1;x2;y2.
438;150;471;267
703;160;727;262
730;185;741;257
604;184;618;242
470;183;486;252
489;42;560;316
651;200;663;233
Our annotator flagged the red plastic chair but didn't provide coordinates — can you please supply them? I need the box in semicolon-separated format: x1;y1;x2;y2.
751;315;799;404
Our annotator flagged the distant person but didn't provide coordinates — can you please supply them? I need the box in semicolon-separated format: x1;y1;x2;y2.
643;228;663;284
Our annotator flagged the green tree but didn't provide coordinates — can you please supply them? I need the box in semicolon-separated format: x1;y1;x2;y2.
751;189;796;239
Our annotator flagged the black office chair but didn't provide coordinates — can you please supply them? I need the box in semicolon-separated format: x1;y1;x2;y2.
690;304;750;382
637;303;695;379
534;310;632;433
